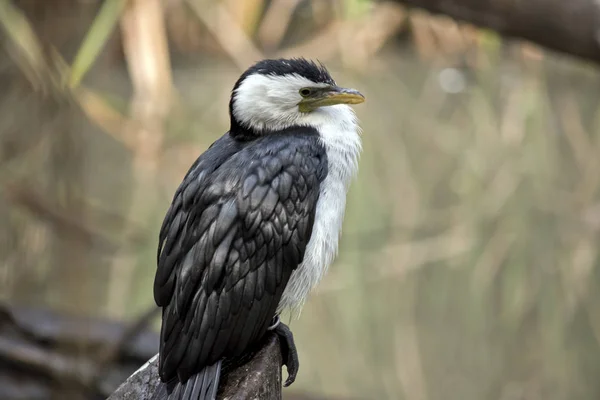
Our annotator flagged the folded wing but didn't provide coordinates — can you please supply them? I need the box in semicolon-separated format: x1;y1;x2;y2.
153;132;327;383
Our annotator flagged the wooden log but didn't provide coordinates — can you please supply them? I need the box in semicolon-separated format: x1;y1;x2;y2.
107;333;283;400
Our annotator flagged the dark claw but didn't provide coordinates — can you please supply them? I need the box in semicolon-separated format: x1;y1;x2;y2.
268;316;299;387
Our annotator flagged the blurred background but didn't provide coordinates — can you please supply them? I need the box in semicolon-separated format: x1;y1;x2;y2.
1;0;600;399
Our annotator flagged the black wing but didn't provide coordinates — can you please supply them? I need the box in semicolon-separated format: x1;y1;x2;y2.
154;130;327;383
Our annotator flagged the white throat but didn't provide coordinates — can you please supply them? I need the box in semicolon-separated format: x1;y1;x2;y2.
278;104;362;315
233;72;362;315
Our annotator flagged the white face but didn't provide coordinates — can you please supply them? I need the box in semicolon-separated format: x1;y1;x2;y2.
231;73;332;132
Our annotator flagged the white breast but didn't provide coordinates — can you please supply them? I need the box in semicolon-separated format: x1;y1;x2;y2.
278;105;362;315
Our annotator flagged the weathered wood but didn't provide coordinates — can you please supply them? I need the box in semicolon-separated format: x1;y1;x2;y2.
106;354;161;400
108;334;283;400
218;334;283;400
392;0;600;64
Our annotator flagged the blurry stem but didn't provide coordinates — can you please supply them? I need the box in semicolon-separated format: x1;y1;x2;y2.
393;284;428;400
0;0;136;148
558;94;593;172
74;87;140;150
470;222;516;295
257;0;301;51
3;182;119;253
106;0;173;318
317;224;474;293
186;0;264;69
409;11;438;60
340;2;406;69
342;0;372;19
121;0;173;113
556;94;600;320
0;0;58;91
224;0;265;36
69;0;128;89
50;110;92;315
277;2;405;69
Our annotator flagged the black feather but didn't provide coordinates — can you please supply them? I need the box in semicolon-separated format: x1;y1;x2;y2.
152;361;222;400
153;126;328;391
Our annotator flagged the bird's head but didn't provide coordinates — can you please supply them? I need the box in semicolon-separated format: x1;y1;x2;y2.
229;58;365;135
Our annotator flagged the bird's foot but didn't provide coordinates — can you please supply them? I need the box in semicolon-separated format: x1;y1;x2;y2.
267;315;299;387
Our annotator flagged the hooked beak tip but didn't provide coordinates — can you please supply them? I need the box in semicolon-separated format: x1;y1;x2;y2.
329;87;365;105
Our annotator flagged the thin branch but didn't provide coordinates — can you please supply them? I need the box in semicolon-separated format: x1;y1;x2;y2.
391;0;600;64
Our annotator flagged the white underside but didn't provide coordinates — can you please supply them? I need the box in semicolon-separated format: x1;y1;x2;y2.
277;104;362;315
232;73;362;315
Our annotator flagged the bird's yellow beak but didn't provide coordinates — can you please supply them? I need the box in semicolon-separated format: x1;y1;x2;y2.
298;86;365;113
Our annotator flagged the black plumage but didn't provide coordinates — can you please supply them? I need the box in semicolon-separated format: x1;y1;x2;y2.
153;126;328;394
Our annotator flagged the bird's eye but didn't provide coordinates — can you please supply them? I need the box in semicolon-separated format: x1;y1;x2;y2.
299;88;312;97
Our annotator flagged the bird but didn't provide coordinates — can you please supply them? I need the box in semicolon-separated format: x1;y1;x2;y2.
151;58;364;400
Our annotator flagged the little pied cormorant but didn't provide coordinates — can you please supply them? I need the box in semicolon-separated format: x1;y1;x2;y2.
151;58;364;400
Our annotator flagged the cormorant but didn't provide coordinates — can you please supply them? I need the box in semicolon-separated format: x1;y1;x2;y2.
152;58;364;400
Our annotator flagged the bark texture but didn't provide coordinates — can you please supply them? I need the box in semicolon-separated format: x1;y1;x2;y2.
108;334;283;400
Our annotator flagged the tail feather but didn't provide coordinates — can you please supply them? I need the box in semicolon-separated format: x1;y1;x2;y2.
152;360;222;400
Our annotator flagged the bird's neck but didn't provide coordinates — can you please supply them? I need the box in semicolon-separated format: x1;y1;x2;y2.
229;105;362;157
229;115;262;140
278;105;362;316
314;105;362;187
